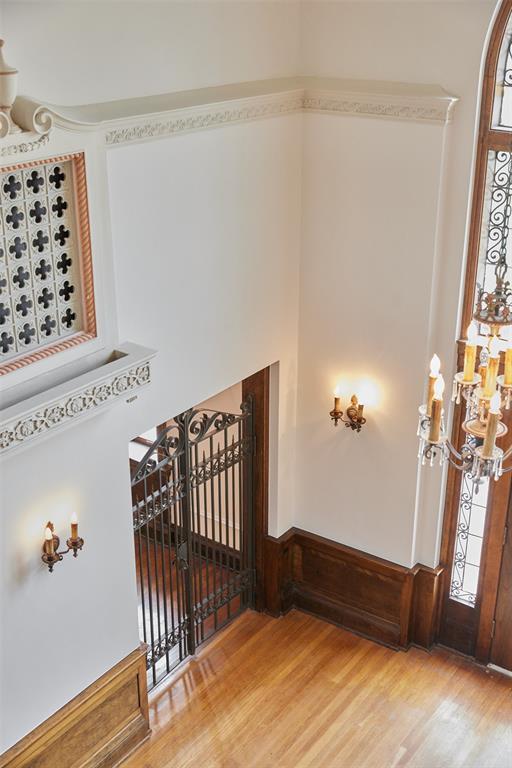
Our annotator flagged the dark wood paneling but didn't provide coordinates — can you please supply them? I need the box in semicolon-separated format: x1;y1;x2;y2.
262;530;294;617
263;528;443;650
0;645;150;768
410;564;444;649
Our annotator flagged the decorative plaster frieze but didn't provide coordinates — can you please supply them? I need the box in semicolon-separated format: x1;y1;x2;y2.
301;95;456;124
0;342;155;454
105;94;304;146
0;78;458;156
0;132;50;158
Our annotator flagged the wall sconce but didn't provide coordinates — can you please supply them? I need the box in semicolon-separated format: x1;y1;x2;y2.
330;389;367;433
42;515;84;573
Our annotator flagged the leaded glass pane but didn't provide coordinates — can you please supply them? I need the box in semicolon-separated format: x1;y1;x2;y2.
475;149;512;340
450;470;489;606
492;18;512;129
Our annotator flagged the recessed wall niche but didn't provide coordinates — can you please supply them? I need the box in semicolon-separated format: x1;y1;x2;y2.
0;152;96;375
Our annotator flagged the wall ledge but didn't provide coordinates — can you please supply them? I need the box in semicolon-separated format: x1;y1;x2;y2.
3;76;458;153
0;341;156;455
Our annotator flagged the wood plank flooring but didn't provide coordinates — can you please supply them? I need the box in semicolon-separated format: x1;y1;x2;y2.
124;609;512;768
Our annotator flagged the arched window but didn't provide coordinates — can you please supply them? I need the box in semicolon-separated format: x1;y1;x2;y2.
439;0;512;658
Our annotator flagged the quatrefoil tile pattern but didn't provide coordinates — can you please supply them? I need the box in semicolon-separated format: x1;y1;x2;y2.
0;158;84;364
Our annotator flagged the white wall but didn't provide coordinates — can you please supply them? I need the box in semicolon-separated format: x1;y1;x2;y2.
2;1;301;104
297;114;448;566
296;0;495;567
107;115;302;537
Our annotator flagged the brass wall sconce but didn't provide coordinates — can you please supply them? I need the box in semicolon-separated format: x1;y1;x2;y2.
330;392;367;433
42;515;84;573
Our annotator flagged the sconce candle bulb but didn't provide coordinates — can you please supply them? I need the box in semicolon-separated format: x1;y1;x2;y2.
329;390;367;433
41;518;84;572
70;512;78;541
44;526;55;556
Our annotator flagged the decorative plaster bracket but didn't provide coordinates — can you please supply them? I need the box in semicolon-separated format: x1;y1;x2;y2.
0;342;156;454
0;77;458;156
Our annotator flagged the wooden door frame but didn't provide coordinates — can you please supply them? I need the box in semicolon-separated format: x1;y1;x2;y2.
438;1;512;662
242;366;270;611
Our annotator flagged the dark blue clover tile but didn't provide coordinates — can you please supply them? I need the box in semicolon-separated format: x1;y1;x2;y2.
5;204;25;231
0;328;15;355
2;173;22;201
39;314;57;338
14;294;33;319
47;165;66;191
24;168;45;196
16;322;37;347
7;235;28;261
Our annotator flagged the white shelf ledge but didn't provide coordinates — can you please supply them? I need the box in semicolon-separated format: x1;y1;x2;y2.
6;76;458;154
0;342;156;455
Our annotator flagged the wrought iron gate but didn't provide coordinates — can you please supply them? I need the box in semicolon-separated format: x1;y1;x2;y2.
130;400;254;689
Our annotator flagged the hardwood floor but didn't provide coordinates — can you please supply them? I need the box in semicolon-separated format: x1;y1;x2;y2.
124;609;512;768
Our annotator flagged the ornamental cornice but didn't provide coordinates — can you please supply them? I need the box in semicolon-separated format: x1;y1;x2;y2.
0;342;156;454
0;77;458;156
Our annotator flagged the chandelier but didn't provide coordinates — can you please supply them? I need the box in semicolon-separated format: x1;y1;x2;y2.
418;253;512;486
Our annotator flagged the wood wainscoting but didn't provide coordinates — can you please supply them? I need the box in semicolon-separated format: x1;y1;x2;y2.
0;645;150;768
264;528;444;650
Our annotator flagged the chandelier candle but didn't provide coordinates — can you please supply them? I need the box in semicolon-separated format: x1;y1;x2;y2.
505;340;512;386
463;324;478;382
429;375;445;443
484;336;501;398
427;354;441;416
479;362;488;390
70;512;78;541
482;391;501;459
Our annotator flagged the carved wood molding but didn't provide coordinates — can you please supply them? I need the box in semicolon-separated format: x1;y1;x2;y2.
0;342;155;454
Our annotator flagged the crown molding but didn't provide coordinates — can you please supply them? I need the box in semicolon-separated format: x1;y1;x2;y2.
0;342;156;455
0;77;458;155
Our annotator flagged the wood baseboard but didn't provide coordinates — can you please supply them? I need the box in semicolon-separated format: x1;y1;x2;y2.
263;528;444;650
0;644;150;768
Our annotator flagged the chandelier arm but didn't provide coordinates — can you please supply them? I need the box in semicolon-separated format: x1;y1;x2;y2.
446;455;466;470
444;440;465;462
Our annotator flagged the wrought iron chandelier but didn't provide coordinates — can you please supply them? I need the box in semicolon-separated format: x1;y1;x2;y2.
418;243;512;487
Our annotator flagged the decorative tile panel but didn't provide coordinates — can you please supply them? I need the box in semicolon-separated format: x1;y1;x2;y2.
0;153;96;375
